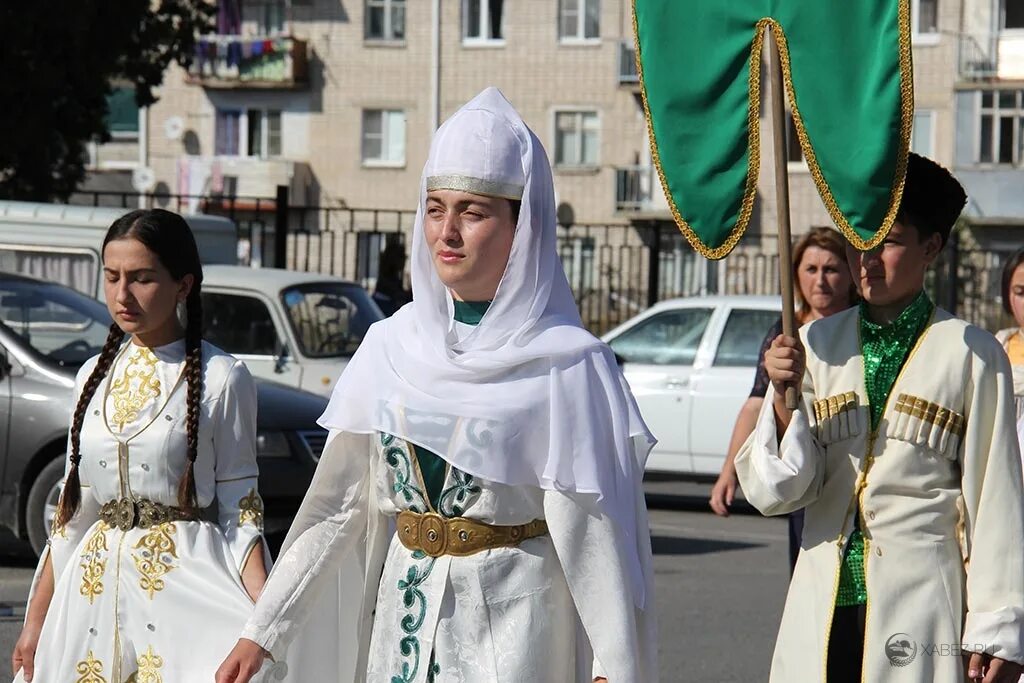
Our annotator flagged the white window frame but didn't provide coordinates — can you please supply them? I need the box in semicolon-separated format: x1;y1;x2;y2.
365;0;406;42
462;0;506;46
361;109;407;167
974;88;1024;166
912;0;941;45
552;109;601;169
216;108;283;159
911;109;937;158
558;0;601;44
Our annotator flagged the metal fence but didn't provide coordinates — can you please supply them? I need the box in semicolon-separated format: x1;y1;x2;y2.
68;189;1013;335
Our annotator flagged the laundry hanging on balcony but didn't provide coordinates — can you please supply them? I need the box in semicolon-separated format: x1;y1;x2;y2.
633;0;914;258
194;36;291;70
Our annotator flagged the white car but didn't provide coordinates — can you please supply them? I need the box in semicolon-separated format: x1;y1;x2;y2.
602;295;782;476
201;265;384;396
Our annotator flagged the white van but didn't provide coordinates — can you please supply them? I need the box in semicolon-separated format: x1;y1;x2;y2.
0;200;238;298
0;200;383;396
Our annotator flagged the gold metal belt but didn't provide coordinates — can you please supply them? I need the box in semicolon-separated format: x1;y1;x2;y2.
99;498;197;531
396;510;548;558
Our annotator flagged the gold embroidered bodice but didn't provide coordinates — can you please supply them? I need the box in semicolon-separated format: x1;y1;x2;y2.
108;346;163;433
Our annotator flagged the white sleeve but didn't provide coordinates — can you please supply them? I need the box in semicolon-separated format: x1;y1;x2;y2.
239;430;372;658
734;382;825;516
959;338;1024;664
212;361;265;574
545;481;658;683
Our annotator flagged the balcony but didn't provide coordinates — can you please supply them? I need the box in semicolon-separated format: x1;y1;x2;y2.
958;31;1024;81
178;156;314;207
615;165;669;213
619;40;639;88
187;35;308;89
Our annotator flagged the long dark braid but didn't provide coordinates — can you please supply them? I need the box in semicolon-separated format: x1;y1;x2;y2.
54;208;205;531
54;324;126;529
177;286;204;512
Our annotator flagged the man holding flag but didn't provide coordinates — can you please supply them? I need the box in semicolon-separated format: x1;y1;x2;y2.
735;154;1024;683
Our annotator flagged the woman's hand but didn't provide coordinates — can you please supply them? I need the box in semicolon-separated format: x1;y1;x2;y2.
709;471;737;517
215;639;269;683
12;553;55;681
11;623;42;681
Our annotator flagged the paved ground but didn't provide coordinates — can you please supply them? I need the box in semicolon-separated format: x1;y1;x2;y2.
0;480;789;681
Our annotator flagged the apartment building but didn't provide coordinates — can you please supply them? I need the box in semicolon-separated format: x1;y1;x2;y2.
83;1;961;234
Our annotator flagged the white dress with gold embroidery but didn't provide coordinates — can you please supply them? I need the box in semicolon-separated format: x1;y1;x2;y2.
16;340;266;683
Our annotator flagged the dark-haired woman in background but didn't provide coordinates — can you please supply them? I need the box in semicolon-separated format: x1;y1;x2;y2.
12;209;268;682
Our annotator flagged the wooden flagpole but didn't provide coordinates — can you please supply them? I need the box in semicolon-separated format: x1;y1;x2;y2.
766;24;800;411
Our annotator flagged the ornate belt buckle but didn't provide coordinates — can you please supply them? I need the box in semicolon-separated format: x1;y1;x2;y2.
115;498;136;531
419;512;448;557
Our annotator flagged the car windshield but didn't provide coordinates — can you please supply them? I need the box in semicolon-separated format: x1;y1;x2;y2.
281;282;384;358
0;277;112;369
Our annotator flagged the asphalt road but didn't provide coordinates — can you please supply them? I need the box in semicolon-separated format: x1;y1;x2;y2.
0;480;788;682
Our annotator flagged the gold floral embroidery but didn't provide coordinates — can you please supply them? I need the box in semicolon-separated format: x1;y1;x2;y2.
238;489;264;530
79;521;110;604
75;650;108;683
132;523;178;599
125;645;164;683
109;347;162;432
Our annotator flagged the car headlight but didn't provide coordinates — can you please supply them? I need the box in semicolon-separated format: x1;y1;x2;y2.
256;430;291;458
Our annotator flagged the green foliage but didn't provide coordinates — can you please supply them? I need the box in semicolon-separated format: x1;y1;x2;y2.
0;1;214;201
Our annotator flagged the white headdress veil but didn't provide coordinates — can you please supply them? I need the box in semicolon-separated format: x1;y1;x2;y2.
318;87;654;604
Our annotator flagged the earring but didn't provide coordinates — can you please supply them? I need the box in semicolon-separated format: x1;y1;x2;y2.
176;300;188;329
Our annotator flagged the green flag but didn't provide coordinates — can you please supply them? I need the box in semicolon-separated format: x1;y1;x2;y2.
634;1;913;258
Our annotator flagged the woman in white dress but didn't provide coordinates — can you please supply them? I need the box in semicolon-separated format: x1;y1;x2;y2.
216;88;658;683
11;209;268;682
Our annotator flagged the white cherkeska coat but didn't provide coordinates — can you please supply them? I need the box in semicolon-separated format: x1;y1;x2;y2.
737;307;1024;682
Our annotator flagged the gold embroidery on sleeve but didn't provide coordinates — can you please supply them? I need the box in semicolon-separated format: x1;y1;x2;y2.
132;523;178;599
75;651;108;683
79;521;111;604
238;489;264;530
109;348;163;432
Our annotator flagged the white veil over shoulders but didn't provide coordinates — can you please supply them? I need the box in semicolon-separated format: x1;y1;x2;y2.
315;87;655;605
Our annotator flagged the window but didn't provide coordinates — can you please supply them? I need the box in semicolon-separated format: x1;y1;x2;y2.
201;292;279;356
554;111;599;167
216;110;242;156
911;110;935;157
608;308;713;366
281;283;384;358
913;0;939;35
977;89;1024;165
713;309;780;367
105;87;139;139
463;0;504;43
1003;0;1024;29
366;0;406;40
786;112;804;164
0;279;112;369
216;108;282;158
362;109;406;165
244;0;287;34
0;247;99;296
559;0;600;41
247;109;282;157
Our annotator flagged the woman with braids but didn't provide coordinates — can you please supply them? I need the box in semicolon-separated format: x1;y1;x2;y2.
11;209;268;682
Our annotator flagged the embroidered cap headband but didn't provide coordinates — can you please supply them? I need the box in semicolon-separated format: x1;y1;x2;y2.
426;174;524;201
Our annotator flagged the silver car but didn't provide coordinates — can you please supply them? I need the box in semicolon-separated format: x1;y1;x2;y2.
0;272;327;553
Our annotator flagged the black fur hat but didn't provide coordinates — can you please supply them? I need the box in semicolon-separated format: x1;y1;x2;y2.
897;152;967;246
